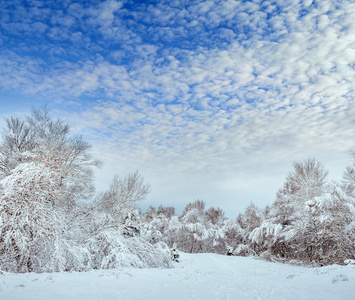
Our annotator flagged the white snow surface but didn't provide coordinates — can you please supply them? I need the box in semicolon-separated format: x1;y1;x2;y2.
1;253;354;300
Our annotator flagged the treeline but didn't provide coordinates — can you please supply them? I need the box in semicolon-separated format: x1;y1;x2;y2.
140;200;243;254
140;200;242;254
0;107;354;273
138;158;355;266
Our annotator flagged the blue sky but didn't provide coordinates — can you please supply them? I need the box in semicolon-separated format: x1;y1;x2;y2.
1;0;355;217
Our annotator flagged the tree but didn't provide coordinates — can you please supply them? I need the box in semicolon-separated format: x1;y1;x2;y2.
170;200;226;253
281;159;328;200
269;159;328;225
0;107;101;207
0;117;35;179
0;147;63;272
301;184;355;265
157;205;176;218
237;203;263;233
83;172;172;269
0;107;103;272
343;151;355;197
205;207;225;225
28;107;101;208
94;171;150;223
234;203;265;256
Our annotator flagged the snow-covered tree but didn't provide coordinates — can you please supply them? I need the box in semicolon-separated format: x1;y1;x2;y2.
237;203;263;234
263;159;330;262
205;207;225;225
94;171;150;235
169;201;226;253
83;171;172;269
0;107;101;208
0;117;35;179
0;147;63;272
301;184;355;265
222;219;243;252
343;151;355;197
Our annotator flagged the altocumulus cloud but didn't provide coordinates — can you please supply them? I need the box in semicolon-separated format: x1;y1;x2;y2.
0;0;355;216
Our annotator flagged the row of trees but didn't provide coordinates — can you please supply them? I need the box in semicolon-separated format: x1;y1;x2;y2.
137;158;355;266
0;108;172;273
1;107;354;272
140;200;242;254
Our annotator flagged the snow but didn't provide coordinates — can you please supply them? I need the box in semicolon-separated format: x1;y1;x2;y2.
1;253;354;300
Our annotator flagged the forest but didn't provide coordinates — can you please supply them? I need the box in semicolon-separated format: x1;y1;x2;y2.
0;107;354;273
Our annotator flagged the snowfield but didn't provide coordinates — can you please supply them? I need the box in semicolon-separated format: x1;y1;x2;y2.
1;253;354;300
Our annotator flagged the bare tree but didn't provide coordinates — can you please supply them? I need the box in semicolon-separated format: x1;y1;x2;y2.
343;151;355;197
284;159;328;201
0;117;35;178
205;207;225;225
95;171;151;216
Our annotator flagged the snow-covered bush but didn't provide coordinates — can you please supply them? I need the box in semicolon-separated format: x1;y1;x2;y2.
86;229;172;269
170;243;180;262
233;244;255;257
225;243;234;256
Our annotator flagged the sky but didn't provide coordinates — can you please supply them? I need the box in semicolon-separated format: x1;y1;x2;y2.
0;0;355;218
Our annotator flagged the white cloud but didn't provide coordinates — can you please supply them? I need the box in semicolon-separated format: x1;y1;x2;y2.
1;0;355;216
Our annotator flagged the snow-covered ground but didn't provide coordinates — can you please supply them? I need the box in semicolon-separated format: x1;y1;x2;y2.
1;253;354;300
